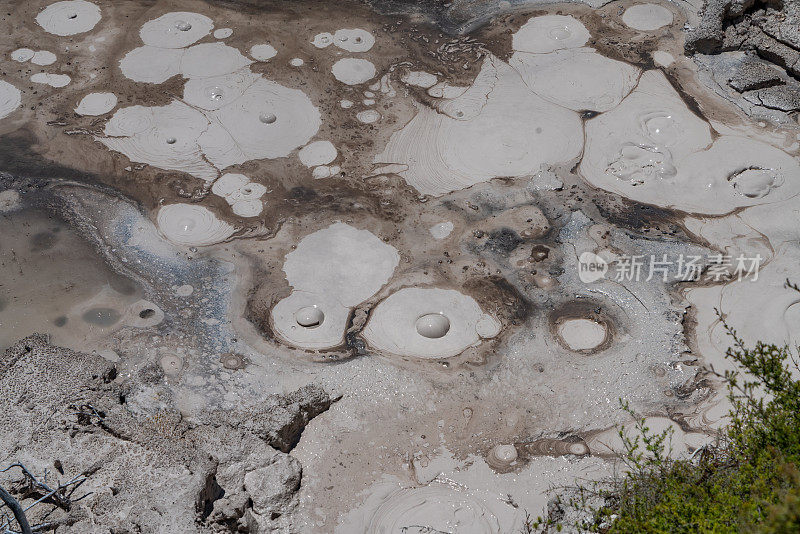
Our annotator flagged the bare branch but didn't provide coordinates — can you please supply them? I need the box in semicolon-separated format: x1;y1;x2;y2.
0;485;32;534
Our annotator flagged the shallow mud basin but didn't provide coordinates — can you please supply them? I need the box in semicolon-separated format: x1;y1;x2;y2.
1;0;799;532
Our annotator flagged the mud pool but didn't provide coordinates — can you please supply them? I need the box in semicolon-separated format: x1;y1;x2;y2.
1;0;800;532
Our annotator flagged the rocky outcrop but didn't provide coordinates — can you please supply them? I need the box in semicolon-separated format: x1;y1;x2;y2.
207;385;335;453
686;1;800;115
0;335;334;533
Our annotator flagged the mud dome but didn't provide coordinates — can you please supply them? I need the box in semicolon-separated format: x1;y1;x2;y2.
1;0;799;532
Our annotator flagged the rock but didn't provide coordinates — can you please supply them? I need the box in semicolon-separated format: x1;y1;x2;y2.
244;454;302;517
219;384;334;452
727;56;784;92
208;490;250;528
687;1;800;114
744;83;800;111
0;335;332;533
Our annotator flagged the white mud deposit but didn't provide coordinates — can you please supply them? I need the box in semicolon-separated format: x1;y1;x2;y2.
0;80;22;119
31;50;57;66
363;288;500;358
512;14;590;53
581;70;800;214
36;0;101;36
622;3;674;31
75;91;117;115
211;172;267;216
333;28;375;52
557;318;608;351
331;57;376;85
156;203;234;246
298;140;338;167
378;55;583;195
11;48;35;62
30;72;71;87
271;223;399;349
2;0;799;531
250;43;277;61
100;68;320;180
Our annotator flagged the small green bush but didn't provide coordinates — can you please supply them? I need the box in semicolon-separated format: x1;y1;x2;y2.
534;307;800;534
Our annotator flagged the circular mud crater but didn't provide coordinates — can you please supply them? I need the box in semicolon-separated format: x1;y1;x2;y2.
550;301;614;354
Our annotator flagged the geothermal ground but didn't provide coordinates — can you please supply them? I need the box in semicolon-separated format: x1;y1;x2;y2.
1;0;799;532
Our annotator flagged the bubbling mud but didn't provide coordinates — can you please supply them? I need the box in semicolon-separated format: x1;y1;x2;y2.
486;444;518;471
211;173;266;217
156;204;234;246
362;484;503;533
100;72;320;181
271;223;399;349
415;313;451;338
36;0;101;36
333;29;375;53
580;71;800;214
363;288;500;359
125;300;165;328
295;305;324;328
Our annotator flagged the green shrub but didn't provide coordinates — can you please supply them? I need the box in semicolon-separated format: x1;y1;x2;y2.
534;308;800;534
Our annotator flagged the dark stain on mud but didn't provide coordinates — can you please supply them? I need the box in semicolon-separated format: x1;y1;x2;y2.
0;133;97;182
593;193;686;239
288;186;318;202
464;275;533;325
485;227;523;254
663;73;715;127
